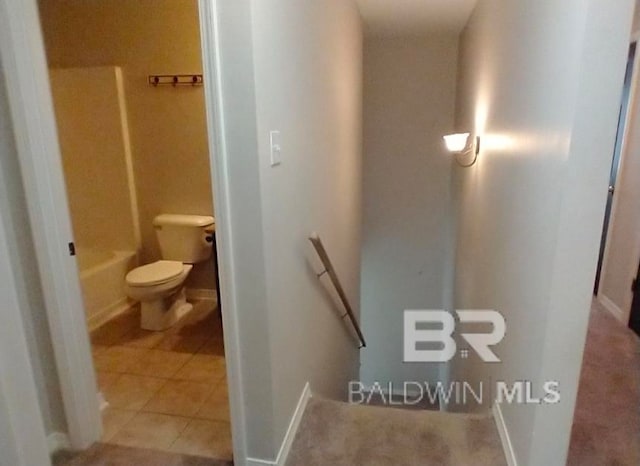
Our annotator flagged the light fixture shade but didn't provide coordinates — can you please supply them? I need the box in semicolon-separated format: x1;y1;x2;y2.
443;133;470;153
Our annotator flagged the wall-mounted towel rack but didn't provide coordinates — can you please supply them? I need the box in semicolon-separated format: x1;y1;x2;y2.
148;74;203;87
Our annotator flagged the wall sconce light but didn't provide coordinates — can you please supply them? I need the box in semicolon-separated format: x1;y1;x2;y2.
443;132;480;167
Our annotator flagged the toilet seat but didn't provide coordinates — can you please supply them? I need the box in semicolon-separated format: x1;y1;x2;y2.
126;260;184;287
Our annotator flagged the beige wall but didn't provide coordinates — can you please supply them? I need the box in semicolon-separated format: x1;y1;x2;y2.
50;67;138;253
360;36;457;388
453;0;633;464
39;0;215;289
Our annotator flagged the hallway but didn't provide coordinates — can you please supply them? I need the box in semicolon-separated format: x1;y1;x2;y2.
568;300;640;465
0;0;638;464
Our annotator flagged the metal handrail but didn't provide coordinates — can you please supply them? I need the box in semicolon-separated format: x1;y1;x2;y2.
309;233;366;348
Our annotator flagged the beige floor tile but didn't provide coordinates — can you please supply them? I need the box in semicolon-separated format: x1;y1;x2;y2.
125;350;192;378
182;300;217;324
170;419;233;460
109;412;189;451
153;308;218;353
196;383;230;422
197;337;225;356
96;371;120;392
121;327;166;349
143;379;215;417
92;344;109;356
90;309;140;346
103;374;166;411
93;346;149;373
101;408;137;442
173;354;226;383
154;332;209;354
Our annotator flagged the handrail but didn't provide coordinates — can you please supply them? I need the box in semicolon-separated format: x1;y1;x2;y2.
309;232;366;348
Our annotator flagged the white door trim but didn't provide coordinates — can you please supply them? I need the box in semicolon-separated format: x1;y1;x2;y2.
0;172;52;466
0;0;102;449
198;0;248;463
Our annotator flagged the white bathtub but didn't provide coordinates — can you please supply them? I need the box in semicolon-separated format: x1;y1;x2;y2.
76;248;137;330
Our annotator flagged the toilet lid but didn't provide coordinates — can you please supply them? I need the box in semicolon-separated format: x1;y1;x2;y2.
126;260;184;287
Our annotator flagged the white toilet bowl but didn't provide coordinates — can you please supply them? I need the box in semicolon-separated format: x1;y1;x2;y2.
125;260;194;331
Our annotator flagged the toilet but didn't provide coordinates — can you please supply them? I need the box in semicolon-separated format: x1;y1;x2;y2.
126;214;215;331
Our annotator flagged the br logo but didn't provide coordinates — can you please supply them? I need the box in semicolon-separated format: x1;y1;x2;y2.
404;310;505;363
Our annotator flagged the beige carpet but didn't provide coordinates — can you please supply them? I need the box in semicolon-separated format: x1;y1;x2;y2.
286;398;506;466
567;300;640;465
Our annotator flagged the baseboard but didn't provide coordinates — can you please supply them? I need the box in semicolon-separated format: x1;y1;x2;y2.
246;459;276;466
246;382;312;466
186;288;218;303
597;293;625;323
493;402;517;466
47;432;70;454
87;298;134;331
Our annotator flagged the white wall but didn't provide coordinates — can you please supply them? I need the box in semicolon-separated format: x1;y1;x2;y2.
251;0;364;449
0;57;67;435
211;1;275;458
215;0;363;460
453;0;633;464
360;37;457;387
0;107;51;464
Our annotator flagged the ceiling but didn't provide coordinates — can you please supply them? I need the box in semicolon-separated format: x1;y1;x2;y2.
355;0;478;37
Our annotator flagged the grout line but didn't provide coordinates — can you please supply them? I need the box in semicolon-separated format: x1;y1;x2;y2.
93;303;230;457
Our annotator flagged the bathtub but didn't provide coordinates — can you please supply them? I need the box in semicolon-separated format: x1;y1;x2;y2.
76;248;137;330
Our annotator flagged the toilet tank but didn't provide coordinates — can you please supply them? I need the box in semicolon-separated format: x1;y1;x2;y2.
153;214;215;264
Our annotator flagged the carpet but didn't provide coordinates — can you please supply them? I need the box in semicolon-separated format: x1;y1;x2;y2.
285;398;506;466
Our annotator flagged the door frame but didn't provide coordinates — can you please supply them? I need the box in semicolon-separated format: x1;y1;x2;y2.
0;0;248;461
597;31;640;323
0;127;52;466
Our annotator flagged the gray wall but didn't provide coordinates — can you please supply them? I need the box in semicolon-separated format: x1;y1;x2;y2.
251;0;364;449
360;36;457;388
0;59;67;434
452;0;634;464
215;0;363;460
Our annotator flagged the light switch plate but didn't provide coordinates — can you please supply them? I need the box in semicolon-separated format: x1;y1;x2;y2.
270;130;282;167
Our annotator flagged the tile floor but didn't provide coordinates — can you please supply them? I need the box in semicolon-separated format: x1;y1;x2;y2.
90;301;232;461
52;443;232;466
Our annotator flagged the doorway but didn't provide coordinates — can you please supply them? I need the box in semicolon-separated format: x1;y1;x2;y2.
0;0;248;462
630;260;640;336
594;41;637;294
37;0;232;461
